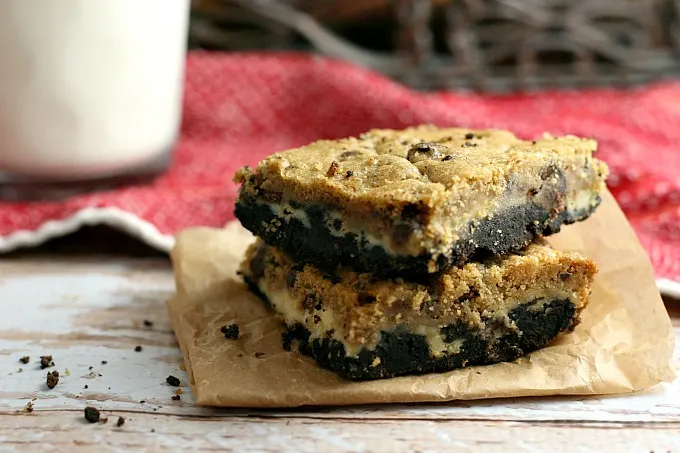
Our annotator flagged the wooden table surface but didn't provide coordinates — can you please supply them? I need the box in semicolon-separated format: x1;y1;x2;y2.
1;229;679;452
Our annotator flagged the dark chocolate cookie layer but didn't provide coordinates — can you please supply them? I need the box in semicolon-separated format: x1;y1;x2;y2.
235;198;599;278
286;299;576;380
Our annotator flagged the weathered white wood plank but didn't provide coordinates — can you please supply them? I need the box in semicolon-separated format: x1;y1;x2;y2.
0;256;678;432
1;411;679;453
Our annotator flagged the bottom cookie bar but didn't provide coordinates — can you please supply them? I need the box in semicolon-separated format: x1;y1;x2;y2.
240;239;597;381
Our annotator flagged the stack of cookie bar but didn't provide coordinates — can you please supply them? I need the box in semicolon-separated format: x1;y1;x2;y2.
234;125;608;380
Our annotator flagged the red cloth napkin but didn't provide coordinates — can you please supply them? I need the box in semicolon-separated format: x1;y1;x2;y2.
1;52;679;290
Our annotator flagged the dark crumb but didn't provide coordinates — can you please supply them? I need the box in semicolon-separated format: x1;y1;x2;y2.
17;368;23;373
442;155;454;161
151;429;155;433
101;361;107;365
100;416;109;424
84;407;100;423
139;400;146;404
84;385;88;389
220;324;240;340
40;355;54;369
172;395;181;401
153;408;157;412
134;346;142;352
165;375;180;387
46;370;60;389
532;140;537;145
143;320;153;327
464;132;475;140
237;353;244;358
89;366;93;370
559;272;571;281
345;170;354;178
98;373;102;377
116;417;125;427
255;352;265;359
326;160;340;177
23;401;34;413
19;356;30;364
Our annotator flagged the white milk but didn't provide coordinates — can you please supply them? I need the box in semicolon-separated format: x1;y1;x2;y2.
0;0;190;179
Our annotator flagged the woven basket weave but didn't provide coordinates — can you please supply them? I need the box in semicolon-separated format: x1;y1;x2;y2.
190;0;680;91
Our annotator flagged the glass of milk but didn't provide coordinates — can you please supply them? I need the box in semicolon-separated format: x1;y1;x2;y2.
0;0;190;199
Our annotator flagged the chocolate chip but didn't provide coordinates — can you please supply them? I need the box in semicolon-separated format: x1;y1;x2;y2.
345;170;354;178
464;133;475;140
220;324;240;340
326;160;340;177
134;346;142;352
357;292;376;306
286;269;297;288
116;417;125;427
84;407;100;423
166;375;181;387
40;355;54;369
339;151;361;159
302;293;319;311
406;142;447;163
559;272;571;281
46;371;59;389
249;245;268;280
19;356;29;364
171;395;181;401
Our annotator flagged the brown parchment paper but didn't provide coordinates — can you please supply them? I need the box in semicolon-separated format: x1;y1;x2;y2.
168;190;675;407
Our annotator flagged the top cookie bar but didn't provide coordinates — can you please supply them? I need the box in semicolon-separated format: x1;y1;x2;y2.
234;125;608;276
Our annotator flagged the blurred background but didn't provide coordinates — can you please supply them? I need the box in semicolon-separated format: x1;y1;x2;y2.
189;0;680;91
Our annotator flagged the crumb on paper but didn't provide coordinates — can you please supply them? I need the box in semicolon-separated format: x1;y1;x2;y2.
64;368;70;376
116;416;125;427
84;407;100;423
220;324;240;340
17;368;23;373
40;355;54;369
19;356;30;364
139;400;146;404
89;366;93;370
134;346;143;352
84;385;88;389
101;360;108;365
165;375;180;387
23;401;34;413
174;388;183;395
172;395;181;401
46;371;59;389
100;416;109;424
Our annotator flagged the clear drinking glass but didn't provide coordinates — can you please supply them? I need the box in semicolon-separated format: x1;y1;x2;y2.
0;0;190;199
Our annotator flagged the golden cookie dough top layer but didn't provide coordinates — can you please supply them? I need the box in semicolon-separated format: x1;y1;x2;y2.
242;238;597;351
235;124;607;206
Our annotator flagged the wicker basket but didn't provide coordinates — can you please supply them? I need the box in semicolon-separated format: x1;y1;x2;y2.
190;0;680;91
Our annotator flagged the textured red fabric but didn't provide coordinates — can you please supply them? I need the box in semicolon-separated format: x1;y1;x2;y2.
1;52;679;282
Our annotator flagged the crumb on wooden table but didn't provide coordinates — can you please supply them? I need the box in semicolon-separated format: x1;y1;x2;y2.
84;407;100;423
46;371;59;389
40;355;54;369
